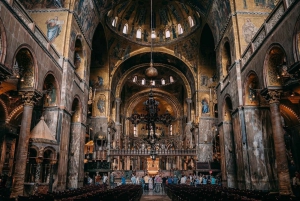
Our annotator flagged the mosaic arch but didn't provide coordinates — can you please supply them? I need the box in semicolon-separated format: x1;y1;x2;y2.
0;18;7;64
244;71;260;106
293;13;300;61
71;97;82;123
42;73;60;107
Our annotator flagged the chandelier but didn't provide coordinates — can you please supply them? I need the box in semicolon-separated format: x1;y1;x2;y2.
127;90;174;160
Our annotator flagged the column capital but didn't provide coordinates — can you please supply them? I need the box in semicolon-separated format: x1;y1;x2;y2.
115;98;122;103
186;98;192;104
19;90;42;106
260;88;282;104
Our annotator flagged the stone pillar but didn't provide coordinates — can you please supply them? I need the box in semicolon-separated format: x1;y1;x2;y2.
186;98;192;122
67;123;81;189
176;156;180;170
262;89;292;195
222;121;237;188
115;98;122;149
35;159;43;183
115;98;121;123
137;156;140;170
126;156;130;170
11;91;41;198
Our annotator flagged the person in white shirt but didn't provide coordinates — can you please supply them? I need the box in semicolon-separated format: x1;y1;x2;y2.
103;174;108;184
180;175;186;184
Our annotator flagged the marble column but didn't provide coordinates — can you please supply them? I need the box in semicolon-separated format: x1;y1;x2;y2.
186;98;192;122
35;159;43;183
115;98;122;149
126;156;130;170
262;90;292;195
115;98;121;123
11;91;42;198
137;157;140;170
67;123;82;189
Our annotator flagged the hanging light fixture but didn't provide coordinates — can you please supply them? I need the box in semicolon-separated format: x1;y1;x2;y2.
128;0;176;88
145;0;158;78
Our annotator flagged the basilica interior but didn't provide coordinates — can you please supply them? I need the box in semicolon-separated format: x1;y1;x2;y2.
0;0;300;200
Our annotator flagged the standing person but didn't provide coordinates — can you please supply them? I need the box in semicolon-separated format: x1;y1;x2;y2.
149;176;153;190
199;174;203;184
110;173;115;188
211;176;216;185
95;173;101;185
121;174;126;185
136;175;140;185
162;175;167;191
141;176;145;190
180;175;186;184
168;176;173;185
131;174;136;184
87;175;93;185
173;175;178;185
144;174;149;191
154;175;162;192
202;176;207;185
103;173;108;184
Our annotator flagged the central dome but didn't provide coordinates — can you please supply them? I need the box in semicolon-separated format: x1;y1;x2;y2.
106;0;201;46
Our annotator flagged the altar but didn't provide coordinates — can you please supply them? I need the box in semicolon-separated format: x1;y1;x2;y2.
147;158;160;175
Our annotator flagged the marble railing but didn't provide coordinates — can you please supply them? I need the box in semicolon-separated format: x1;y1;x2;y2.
109;149;196;156
241;0;295;68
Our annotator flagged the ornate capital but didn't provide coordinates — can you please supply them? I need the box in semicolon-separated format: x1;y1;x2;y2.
115;98;121;104
186;98;192;104
260;88;282;104
19;91;42;106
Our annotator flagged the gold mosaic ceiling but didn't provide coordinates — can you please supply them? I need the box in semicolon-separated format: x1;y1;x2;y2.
105;0;205;46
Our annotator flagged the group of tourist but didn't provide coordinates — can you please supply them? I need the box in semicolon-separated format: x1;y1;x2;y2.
118;173;221;193
84;173;108;186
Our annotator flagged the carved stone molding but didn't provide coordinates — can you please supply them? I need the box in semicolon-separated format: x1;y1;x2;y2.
19;90;42;106
260;88;282;104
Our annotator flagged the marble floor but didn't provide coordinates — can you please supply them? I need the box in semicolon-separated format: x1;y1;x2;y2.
140;190;171;201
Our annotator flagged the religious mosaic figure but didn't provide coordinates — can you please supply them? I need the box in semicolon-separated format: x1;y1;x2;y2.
242;19;258;43
202;98;209;114
74;52;81;69
97;96;105;113
45;16;63;42
249;82;257;102
97;76;104;86
47;85;57;106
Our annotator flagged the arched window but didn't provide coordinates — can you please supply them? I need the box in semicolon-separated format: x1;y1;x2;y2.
178;24;183;35
188;16;194;27
161;78;165;85
222;41;231;77
123;23;128;34
136;28;142;39
112;16;118;27
170;76;174;83
165;29;170;38
133;75;137;82
151;30;156;38
141;78;145;85
170;125;173;135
